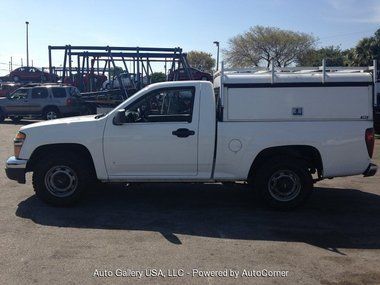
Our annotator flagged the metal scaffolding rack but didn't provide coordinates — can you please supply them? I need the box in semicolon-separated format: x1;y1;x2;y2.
48;45;193;97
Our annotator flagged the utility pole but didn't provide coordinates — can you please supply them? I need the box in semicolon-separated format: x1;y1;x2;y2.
26;21;29;67
213;41;220;71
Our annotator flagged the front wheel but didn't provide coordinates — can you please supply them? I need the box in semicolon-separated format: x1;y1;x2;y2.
32;153;92;206
252;156;313;210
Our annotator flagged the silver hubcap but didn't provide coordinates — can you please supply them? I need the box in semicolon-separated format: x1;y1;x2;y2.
44;165;78;197
46;111;57;120
268;170;301;202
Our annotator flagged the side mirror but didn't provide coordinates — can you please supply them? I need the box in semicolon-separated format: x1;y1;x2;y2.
113;109;127;125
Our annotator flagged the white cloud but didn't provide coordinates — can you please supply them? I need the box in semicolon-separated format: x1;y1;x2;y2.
326;0;380;24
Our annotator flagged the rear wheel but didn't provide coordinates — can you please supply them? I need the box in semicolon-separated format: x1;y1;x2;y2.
252;156;313;210
80;104;95;115
43;107;60;120
32;153;92;206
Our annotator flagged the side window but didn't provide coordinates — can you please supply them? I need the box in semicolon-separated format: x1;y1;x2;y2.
31;88;48;99
52;87;67;98
126;87;195;123
9;89;28;100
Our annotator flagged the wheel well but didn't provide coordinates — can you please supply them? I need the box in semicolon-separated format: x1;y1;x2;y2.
248;145;323;180
26;144;96;176
42;105;59;113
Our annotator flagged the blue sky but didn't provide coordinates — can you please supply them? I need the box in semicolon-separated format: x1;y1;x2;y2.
0;0;379;75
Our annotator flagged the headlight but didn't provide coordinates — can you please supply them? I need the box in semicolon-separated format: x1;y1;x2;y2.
14;132;26;158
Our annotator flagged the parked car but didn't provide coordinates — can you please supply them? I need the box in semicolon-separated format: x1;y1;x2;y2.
374;106;380;134
9;67;58;83
102;73;148;90
5;67;377;209
64;73;107;92
168;67;212;81
0;85;93;122
0;82;21;97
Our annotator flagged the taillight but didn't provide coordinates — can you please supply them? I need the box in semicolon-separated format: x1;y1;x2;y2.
365;128;375;158
66;98;73;106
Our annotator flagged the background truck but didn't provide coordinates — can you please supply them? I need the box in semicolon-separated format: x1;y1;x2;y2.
5;64;378;209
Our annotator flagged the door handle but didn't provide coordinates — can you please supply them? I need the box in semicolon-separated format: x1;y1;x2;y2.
172;128;195;138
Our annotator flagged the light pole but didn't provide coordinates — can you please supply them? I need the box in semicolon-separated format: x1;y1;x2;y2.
25;21;29;67
213;41;220;71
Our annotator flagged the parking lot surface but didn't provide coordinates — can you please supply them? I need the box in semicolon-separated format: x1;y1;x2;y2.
1;120;380;285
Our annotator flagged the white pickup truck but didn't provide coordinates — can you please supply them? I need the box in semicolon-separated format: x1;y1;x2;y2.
5;65;378;209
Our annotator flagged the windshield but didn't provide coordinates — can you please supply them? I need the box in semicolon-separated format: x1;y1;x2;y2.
70;87;81;98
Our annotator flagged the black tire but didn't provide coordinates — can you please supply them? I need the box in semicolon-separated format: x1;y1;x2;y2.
43;107;60;120
11;116;22;123
252;156;313;210
32;152;93;206
0;109;5;123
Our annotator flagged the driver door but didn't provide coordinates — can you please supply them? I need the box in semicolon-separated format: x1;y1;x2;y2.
103;85;199;179
4;88;29;114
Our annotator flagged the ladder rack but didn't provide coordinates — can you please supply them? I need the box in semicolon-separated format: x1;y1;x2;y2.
215;60;378;77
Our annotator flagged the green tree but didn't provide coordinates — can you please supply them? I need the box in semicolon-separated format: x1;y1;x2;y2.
187;51;215;72
345;29;380;66
151;72;166;83
297;46;345;66
224;26;317;68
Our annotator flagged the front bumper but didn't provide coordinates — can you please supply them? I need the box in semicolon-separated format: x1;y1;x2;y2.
363;163;378;177
5;156;27;184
